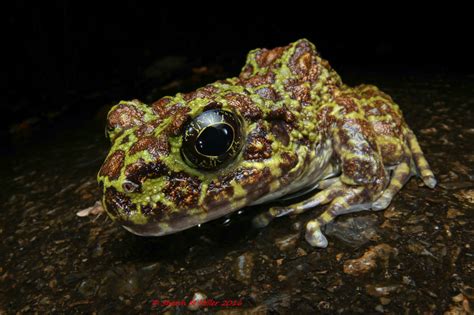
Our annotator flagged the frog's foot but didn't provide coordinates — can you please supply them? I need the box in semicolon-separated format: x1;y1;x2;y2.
254;179;374;248
405;129;437;188
262;181;372;247
304;186;372;247
373;131;437;210
252;178;344;228
252;206;294;228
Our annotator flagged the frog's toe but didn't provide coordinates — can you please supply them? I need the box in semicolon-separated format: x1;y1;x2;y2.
423;176;437;189
372;195;391;211
252;206;294;228
305;221;328;248
252;212;273;228
405;129;437;189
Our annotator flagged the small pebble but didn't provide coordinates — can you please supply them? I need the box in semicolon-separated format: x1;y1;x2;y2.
344;244;395;276
232;252;254;284
188;292;207;311
274;233;299;251
380;297;391;305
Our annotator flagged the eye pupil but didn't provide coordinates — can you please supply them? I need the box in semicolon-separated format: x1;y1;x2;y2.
196;124;234;156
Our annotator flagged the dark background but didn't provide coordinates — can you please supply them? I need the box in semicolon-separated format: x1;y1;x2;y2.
4;2;472;149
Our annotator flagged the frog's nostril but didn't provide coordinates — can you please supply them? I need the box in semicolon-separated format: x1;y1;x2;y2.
122;180;139;193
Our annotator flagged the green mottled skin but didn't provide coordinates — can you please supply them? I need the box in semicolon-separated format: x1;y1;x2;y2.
98;39;436;247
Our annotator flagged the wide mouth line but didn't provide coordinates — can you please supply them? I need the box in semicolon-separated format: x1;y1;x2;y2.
117;177;284;236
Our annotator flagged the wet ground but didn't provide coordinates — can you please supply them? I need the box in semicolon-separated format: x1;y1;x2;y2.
1;66;473;314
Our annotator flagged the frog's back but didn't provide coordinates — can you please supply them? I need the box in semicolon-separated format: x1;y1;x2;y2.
238;39;342;108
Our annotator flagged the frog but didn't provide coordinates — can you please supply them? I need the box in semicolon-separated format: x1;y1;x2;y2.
97;39;436;248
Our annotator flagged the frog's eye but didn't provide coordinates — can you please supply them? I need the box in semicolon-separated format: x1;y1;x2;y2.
122;180;139;193
181;109;243;170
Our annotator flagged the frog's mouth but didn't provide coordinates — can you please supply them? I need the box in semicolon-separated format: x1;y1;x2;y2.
119;200;245;237
114;171;282;237
118;173;327;237
115;174;332;238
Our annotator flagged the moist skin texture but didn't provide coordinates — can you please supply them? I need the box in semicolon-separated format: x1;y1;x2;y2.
97;39;436;248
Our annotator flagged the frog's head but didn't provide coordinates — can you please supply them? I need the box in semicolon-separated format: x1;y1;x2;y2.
97;38;342;236
97;84;308;236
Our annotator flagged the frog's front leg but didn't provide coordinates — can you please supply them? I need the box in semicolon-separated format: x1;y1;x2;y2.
312;116;392;246
274;102;390;247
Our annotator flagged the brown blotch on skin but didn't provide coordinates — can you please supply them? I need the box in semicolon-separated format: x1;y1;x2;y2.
267;106;296;124
379;141;403;166
244;123;273;160
140;202;170;221
162;172;201;209
151;101;191;136
204;179;235;209
134;123;154;138
370;99;403;128
104;186;136;217
129;135;170;157
204;167;261;209
255;47;285;67
360;120;379;152
240;167;273;199
125;159;169;186
316;106;336;132
256;86;280;101
153;104;191;137
224;93;262;121
379;142;396;159
151;97;172;118
204;167;274;208
342;157;379;185
279;152;298;174
285;80;311;104
99;150;125;180
240;71;275;87
335;95;360;114
337;123;355;146
133;118;162;139
169;107;191;136
240;64;254;80
271;121;291;146
183;85;219;102
107;101;145;134
372;120;401;138
298;52;312;72
289;40;319;82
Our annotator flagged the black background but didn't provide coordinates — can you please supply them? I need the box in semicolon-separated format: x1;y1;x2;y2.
5;2;472;135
